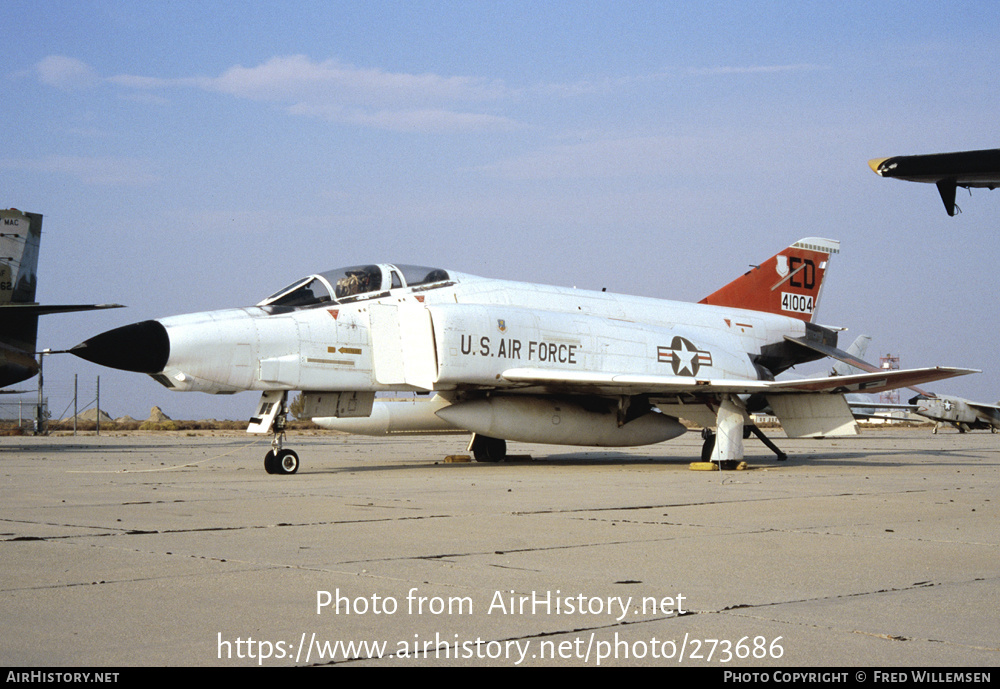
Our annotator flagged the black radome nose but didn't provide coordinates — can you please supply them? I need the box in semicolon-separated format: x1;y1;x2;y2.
71;320;170;373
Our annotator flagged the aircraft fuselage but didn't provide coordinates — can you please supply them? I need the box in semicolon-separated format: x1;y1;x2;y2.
139;273;803;397
913;395;1000;432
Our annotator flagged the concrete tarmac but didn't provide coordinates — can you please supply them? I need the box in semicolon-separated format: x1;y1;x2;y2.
1;427;998;667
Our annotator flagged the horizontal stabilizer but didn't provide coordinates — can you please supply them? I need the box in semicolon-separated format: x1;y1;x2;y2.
784;335;881;373
785;335;936;396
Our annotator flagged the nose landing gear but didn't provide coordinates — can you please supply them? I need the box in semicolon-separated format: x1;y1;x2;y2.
249;390;300;475
265;447;299;474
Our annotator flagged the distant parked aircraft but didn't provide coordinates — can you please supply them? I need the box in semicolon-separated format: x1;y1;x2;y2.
869;148;1000;216
0;209;122;388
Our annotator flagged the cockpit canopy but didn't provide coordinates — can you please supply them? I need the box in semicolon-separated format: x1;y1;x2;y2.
259;264;452;309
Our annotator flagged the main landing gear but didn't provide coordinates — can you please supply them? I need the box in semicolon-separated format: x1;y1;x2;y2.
469;434;507;462
700;425;787;463
249;390;299;475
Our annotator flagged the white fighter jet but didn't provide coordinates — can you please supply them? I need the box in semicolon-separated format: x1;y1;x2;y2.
70;238;974;474
906;394;1000;434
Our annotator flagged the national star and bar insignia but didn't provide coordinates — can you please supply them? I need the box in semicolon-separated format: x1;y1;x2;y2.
657;336;714;376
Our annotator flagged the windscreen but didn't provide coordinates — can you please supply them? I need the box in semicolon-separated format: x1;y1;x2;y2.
260;276;333;308
259;264;449;308
319;265;384;300
396;265;450;287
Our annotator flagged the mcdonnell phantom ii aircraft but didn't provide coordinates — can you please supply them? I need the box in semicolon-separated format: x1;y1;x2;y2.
70;238;974;474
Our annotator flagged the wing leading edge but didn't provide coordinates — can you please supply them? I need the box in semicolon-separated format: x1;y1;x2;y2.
499;366;976;396
500;366;975;439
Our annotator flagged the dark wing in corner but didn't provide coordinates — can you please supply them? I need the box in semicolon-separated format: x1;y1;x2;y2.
0;303;123;315
869;148;1000;216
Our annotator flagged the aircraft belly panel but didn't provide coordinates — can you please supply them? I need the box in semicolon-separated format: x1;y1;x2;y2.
229;343;254;389
301;391;375;418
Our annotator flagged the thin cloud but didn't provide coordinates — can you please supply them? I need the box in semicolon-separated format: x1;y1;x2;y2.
288;103;521;132
205;55;509;105
0;155;160;186
34;55;100;90
36;54;823;134
686;63;825;76
109;54;517;132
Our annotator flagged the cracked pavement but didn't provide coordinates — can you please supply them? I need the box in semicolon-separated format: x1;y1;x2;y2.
1;428;997;666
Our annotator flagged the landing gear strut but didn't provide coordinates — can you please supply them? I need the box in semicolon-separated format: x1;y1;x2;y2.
746;424;787;461
249;390;299;475
700;424;786;463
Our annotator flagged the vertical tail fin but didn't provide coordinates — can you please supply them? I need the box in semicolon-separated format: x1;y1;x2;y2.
0;209;43;386
699;237;839;322
0;209;42;353
0;209;42;306
831;334;871;377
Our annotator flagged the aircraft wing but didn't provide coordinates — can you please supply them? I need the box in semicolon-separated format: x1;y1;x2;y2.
500;366;976;397
846;401;919;422
847;401;918;410
0;303;124;315
869;148;1000;216
967;400;1000;414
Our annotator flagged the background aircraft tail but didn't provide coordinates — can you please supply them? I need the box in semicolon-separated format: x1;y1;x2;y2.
831;334;871;376
0;209;123;388
698;237;839;323
0;209;43;353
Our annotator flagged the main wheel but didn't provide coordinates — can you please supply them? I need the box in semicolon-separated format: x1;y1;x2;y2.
471;435;506;462
700;430;716;462
264;450;278;474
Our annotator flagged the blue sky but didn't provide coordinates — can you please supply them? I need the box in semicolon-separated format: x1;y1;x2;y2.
4;1;1000;421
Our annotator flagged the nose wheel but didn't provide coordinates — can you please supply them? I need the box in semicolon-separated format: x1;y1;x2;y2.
265;447;299;475
263;424;299;475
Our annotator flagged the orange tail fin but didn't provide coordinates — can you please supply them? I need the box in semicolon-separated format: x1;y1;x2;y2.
699;237;839;322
